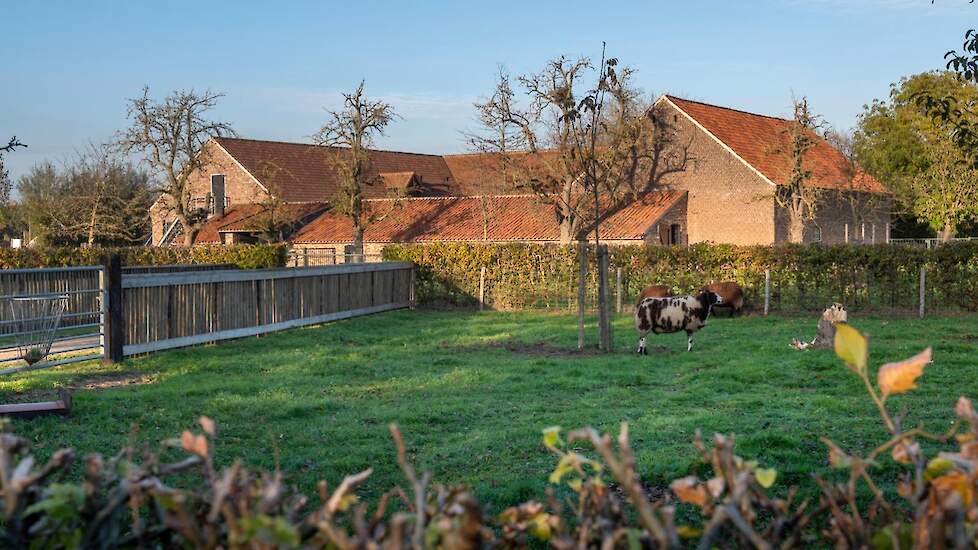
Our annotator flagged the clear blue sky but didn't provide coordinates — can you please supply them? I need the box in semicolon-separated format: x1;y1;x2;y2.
2;0;974;181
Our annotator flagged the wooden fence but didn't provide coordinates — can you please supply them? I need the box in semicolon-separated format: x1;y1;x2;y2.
119;262;414;356
122;264;237;275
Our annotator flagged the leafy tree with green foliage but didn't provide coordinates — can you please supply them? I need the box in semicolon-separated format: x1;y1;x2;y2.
855;71;978;241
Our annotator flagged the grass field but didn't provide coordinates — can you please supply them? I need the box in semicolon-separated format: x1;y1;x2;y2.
1;309;976;510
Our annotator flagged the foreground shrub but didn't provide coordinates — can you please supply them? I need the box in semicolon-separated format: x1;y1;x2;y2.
0;244;288;270
1;329;975;547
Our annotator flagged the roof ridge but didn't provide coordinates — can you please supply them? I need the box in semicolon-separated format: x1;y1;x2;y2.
363;193;541;203
665;95;790;123
214;136;449;159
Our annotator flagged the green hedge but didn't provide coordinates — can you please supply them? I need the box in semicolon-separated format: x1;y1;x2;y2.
383;242;978;313
0;244;288;270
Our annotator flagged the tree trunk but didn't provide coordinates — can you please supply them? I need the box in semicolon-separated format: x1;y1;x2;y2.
351;225;365;263
180;212;198;246
939;222;955;243
788;213;805;244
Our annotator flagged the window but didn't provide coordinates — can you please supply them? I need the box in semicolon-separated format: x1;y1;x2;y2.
669;224;682;245
811;226;822;243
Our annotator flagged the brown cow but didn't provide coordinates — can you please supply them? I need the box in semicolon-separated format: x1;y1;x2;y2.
701;282;745;316
637;284;673;304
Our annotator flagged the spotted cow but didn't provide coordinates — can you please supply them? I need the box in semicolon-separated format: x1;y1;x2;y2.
634;290;723;353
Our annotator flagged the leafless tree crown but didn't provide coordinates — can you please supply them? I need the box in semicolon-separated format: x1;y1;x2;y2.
118;87;235;245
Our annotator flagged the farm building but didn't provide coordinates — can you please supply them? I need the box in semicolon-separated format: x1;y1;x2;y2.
150;95;890;251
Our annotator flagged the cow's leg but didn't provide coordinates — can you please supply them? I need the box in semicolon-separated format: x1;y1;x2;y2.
686;330;694;352
637;335;646;355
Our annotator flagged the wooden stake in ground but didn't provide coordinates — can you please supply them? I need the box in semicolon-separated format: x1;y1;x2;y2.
597;244;613;352
578;241;587;350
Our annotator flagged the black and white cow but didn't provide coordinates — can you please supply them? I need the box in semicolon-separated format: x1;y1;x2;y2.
634;290;723;353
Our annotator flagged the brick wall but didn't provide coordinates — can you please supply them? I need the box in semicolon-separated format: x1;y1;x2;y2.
774;191;892;244
646;192;688;245
149;140;268;245
655;101;776;245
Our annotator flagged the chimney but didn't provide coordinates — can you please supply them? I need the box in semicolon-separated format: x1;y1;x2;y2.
211;175;226;218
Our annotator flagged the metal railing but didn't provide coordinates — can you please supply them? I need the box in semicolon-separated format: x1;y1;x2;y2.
0;266;105;375
190;195;232;215
287;248;384;267
889;237;978;248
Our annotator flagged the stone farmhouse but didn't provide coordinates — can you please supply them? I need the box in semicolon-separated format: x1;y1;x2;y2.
150;95;890;257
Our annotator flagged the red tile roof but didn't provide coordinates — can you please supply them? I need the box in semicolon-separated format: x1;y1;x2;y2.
664;96;887;193
213;137;459;202
441;151;562;195
291;191;685;244
194;202;328;244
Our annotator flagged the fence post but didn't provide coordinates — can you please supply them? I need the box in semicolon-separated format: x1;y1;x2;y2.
303;248;309;267
919;265;926;319
101;254;124;364
479;266;486;312
616;266;623;314
578;241;587;350
409;265;417;310
764;269;771;316
597;245;612;352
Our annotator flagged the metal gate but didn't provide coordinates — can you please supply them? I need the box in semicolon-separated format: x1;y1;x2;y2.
0;266;105;375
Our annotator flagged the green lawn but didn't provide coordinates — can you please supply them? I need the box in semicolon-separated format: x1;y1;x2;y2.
1;310;976;510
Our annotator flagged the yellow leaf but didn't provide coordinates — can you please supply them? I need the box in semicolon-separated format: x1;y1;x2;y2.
755;468;777;488
542;426;561;448
530;513;553;540
834;323;867;374
670;476;707;506
567;478;582;492
925;457;953;481
549;454;575;484
677;525;701;539
877;348;931;397
931;471;973;505
336;494;358;512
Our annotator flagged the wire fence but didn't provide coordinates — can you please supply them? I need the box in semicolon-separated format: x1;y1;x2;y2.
888;237;978;249
438;261;974;317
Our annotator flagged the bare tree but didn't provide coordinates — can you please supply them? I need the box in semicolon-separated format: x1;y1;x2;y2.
0;136;26;209
470;52;686;244
825;128;886;242
470;46;688;352
313;82;397;261
0;137;26;153
0;142;25;240
118;88;234;245
773;97;824;243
